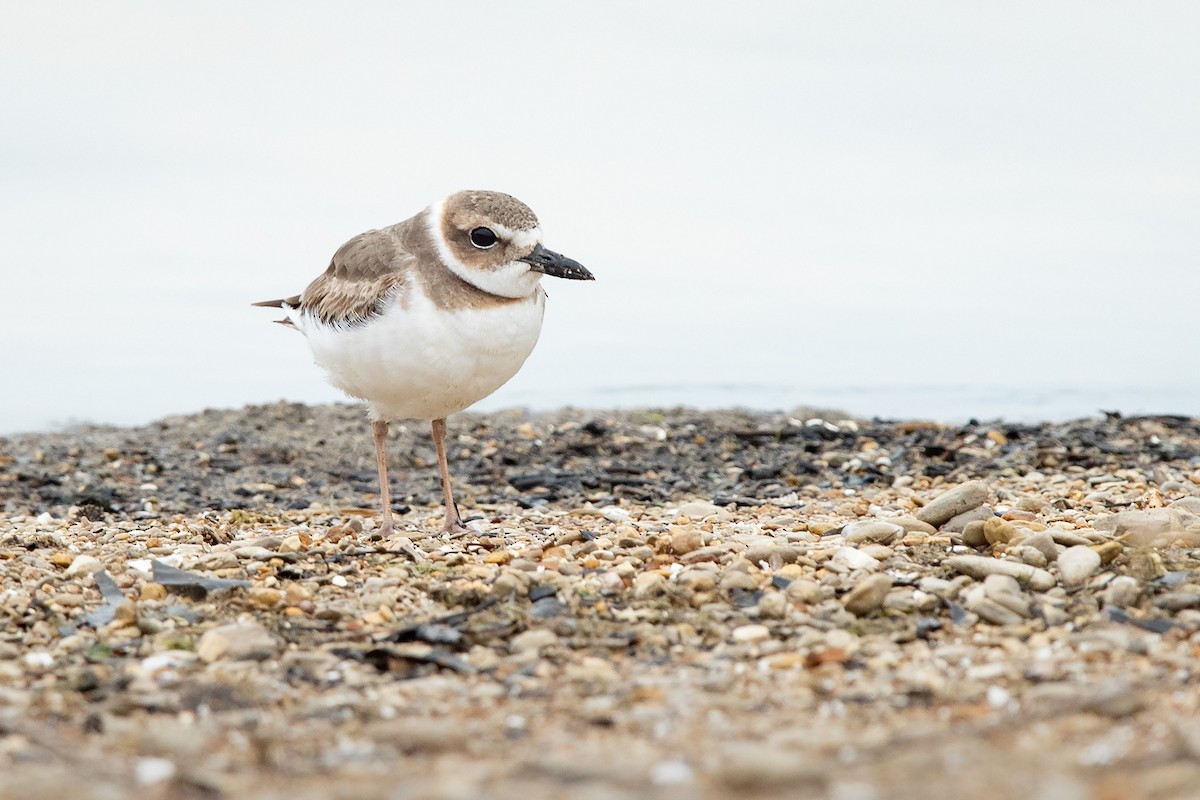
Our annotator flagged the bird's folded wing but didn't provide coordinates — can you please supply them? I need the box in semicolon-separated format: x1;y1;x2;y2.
253;227;411;327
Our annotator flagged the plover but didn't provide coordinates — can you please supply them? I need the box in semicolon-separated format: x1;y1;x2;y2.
255;190;594;534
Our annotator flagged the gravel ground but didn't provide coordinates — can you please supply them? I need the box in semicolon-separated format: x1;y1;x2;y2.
3;403;1200;799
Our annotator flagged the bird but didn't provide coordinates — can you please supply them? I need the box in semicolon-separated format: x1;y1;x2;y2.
254;190;594;535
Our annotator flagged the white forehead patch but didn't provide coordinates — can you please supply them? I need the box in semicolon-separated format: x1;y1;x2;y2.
491;223;543;251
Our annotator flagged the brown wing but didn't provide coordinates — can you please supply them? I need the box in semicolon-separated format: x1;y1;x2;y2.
254;226;412;327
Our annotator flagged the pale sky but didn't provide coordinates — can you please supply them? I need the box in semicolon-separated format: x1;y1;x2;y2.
2;1;1198;432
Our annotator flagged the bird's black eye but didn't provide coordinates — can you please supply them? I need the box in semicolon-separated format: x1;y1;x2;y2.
469;227;498;249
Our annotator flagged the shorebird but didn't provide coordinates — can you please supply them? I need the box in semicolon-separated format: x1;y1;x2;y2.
255;191;594;534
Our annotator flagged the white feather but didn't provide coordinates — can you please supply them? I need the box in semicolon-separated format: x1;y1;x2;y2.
288;285;546;421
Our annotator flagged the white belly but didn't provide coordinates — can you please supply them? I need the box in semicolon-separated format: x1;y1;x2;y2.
292;288;546;421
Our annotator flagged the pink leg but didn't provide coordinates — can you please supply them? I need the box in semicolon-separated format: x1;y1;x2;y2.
431;418;466;534
371;419;394;536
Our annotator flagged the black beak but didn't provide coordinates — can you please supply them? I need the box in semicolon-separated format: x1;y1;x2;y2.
518;243;595;281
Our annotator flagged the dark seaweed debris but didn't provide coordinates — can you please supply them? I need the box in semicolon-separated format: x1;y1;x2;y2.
2;402;1198;518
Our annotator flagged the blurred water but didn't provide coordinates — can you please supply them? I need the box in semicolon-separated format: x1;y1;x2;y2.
13;381;1198;435
1;2;1197;435
478;381;1200;424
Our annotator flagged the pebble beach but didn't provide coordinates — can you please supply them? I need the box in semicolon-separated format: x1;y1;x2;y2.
3;403;1200;799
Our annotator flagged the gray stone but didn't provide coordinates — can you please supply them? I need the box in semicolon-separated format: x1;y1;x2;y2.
1022;683;1087;716
858;543;893;561
942;505;995;533
785;578;822;604
944;555;1056;591
1049;531;1094;548
1014;545;1048;568
916;481;989;528
840;520;903;545
1022;530;1060;562
681;546;726;564
1085;680;1145;718
719;571;759;592
1106;509;1182;546
917;577;956;597
233;545;278;561
742;544;802;565
1101;575;1142;608
983;574;1033;618
247;536;284;550
1057;545;1101;589
756;592;788;620
1024;680;1143;718
842;573;893;616
634;572;668;598
511;628;558;654
196;621;279;662
1175;718;1200;759
1169;496;1200;517
1154;591;1200;611
715;744;825;790
889;516;938;535
971;598;1026;625
962;520;988;548
1039;602;1070;627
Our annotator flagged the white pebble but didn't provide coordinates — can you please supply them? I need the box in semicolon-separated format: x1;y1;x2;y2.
987;685;1012;708
601;506;632;523
64;555;104;577
1058;546;1101;588
140;651;198;672
135;757;176;785
125;559;154;577
651;760;694;785
731;623;771;643
23;651;54;669
832;546;881;572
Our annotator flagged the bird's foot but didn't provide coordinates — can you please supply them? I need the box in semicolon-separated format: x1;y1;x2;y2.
370;520;428;561
441;517;469;537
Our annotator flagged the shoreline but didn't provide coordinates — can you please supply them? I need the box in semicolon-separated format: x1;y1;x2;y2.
2;403;1200;798
8;378;1200;437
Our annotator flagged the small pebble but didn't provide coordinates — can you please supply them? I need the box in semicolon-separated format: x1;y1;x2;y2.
1057;545;1101;589
670;528;703;555
832;547;881;572
983;517;1017;545
962;520;988;548
842;573;893;616
64;555;104;577
1101;576;1142;608
730;624;771;643
135;757;177;786
197;621;280;662
944;555;1056;591
915;481;989;528
840;520;902;545
757;592;788;620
